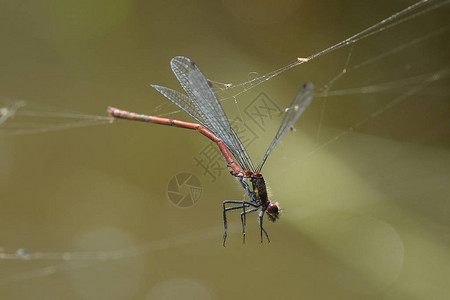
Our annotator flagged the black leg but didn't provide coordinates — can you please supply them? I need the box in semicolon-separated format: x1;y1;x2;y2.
240;207;259;244
241;203;246;244
262;227;270;243
259;209;270;243
223;200;259;246
223;201;249;246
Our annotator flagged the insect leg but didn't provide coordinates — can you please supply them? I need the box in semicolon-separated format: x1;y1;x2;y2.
222;200;254;246
259;209;271;243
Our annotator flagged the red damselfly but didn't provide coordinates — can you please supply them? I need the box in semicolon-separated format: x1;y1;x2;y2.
108;56;314;245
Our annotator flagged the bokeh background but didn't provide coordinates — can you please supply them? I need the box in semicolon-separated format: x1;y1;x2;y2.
1;0;449;299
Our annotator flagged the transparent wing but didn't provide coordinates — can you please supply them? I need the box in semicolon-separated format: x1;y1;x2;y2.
151;56;255;172
151;85;202;120
256;83;314;172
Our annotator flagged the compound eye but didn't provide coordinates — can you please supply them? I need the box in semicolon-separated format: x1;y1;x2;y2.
267;203;279;215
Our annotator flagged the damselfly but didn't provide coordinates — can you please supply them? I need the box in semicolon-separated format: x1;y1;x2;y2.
108;56;314;245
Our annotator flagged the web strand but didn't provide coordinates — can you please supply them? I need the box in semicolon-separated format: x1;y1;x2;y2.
0;1;448;284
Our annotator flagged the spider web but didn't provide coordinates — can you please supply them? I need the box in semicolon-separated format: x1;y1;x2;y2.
0;0;449;291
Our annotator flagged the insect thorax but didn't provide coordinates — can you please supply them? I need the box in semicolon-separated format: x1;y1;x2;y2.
251;173;269;207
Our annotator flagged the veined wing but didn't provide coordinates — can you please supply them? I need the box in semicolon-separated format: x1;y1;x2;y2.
256;83;314;172
152;56;255;172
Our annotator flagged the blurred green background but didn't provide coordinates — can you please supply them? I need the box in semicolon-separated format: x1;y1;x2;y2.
0;0;449;299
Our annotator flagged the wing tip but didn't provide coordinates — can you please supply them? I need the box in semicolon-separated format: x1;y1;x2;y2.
171;56;194;70
302;82;315;91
